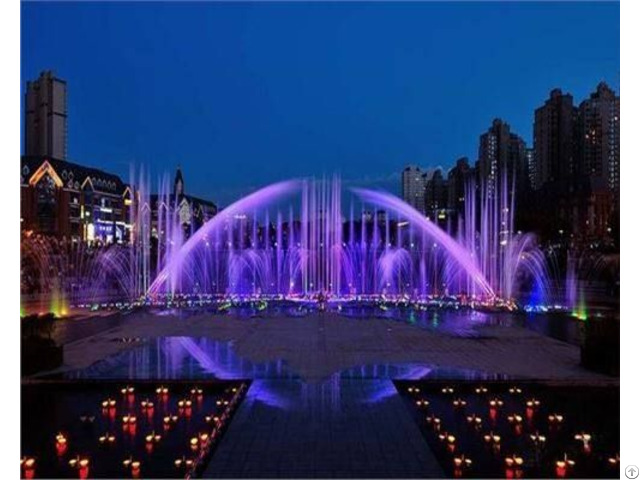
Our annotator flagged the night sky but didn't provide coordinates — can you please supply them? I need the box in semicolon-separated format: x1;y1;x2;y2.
21;2;619;206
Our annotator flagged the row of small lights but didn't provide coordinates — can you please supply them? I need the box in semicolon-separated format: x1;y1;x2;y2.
21;383;247;479
407;385;619;478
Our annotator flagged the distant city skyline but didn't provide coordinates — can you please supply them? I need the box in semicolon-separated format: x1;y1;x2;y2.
21;2;619;206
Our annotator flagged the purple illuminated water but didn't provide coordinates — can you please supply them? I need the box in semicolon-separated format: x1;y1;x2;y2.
21;173;588;311
144;176;552;305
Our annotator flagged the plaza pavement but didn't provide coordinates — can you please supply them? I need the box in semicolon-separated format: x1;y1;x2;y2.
56;310;616;383
46;310;617;478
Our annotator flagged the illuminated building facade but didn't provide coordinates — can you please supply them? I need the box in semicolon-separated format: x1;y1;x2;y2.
148;167;218;240
20;156;134;244
576;82;620;237
401;165;427;215
531;84;620;244
477;118;528;200
424;167;449;226
446;157;473;226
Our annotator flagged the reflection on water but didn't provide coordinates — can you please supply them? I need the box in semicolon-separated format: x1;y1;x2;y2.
55;308;578;477
68;336;507;382
67;336;509;412
151;304;580;343
156;301;578;344
339;306;489;337
69;337;295;380
352;307;580;344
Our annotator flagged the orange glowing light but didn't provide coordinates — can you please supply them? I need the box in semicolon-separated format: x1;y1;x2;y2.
574;432;592;442
507;414;523;424
555;455;575;471
98;433;116;444
466;414;482;425
426;415;441;429
122;414;137;424
483;432;501;444
453;455;472;468
28;161;64;188
175;457;194;468
530;432;546;443
145;431;162;443
505;455;524;469
548;413;564;423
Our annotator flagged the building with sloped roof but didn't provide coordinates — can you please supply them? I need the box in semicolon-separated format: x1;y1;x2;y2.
20;155;134;244
147;167;218;240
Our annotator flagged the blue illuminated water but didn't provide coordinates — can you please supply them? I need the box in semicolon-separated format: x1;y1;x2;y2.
62;335;507;477
56;307;583;478
66;336;506;381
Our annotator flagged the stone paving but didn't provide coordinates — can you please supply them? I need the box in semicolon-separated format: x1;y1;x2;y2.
44;309;617;478
57;310;615;383
204;379;444;478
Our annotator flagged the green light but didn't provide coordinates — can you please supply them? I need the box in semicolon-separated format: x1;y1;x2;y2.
571;290;588;321
49;282;69;318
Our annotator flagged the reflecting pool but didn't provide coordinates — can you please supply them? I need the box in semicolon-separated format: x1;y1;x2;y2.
66;336;509;382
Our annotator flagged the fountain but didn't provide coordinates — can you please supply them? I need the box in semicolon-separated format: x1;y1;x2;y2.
144;175;548;308
21;170;583;314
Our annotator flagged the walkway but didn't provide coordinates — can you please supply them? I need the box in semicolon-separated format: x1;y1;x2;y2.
204;378;444;478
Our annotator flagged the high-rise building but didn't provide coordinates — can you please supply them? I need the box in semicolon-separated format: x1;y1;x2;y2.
424;168;448;223
525;148;536;191
529;84;619;243
401;165;426;214
25;70;68;160
533;89;576;191
571;82;620;239
577;82;620;200
477;119;528;199
447;157;473;217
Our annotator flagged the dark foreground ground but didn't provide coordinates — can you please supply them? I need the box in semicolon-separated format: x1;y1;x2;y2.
21;309;619;478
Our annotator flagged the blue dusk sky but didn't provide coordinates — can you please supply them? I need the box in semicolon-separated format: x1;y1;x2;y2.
21;1;619;206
